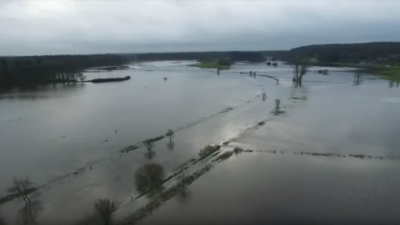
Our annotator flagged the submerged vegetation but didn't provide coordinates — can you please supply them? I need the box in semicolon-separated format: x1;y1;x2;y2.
134;163;165;193
120;145;139;153
120;164;213;225
198;145;221;158
213;151;234;162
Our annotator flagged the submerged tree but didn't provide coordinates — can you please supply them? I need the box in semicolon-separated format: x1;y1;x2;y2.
134;163;165;193
293;61;310;85
353;71;363;86
166;129;174;144
7;178;36;207
144;149;156;160
16;200;43;225
143;141;155;154
0;209;5;225
275;99;281;109
94;198;119;225
78;73;86;83
179;167;187;196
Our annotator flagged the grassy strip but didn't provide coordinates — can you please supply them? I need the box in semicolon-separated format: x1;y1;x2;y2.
118;164;214;225
0;188;37;206
379;67;400;82
144;136;164;143
193;145;221;164
190;62;229;70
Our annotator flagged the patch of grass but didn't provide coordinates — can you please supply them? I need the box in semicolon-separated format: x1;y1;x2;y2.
379;66;400;82
190;62;229;70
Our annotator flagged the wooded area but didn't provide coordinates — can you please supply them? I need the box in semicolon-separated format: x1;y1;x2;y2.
287;42;400;64
0;51;286;89
0;55;128;89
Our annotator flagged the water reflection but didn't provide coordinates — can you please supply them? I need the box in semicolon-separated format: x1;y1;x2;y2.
353;72;363;86
144;150;156;160
16;200;43;225
290;84;309;101
388;80;399;88
167;142;175;151
0;84;84;100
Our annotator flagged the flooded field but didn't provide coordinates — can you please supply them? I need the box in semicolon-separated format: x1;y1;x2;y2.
1;61;400;224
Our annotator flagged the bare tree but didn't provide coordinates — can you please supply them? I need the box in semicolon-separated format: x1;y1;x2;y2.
179;167;187;196
0;209;5;225
165;129;174;144
7;178;35;207
293;61;310;85
134;163;165;192
143;141;155;154
275;99;281;109
94;199;119;225
144;150;156;160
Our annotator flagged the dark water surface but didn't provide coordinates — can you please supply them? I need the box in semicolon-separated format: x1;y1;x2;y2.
1;61;399;224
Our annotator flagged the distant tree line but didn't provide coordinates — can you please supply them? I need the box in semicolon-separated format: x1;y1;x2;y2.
0;51;289;89
0;55;128;89
286;42;400;64
130;51;286;63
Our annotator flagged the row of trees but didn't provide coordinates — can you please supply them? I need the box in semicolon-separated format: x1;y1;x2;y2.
287;42;400;64
0;55;128;89
129;51;286;62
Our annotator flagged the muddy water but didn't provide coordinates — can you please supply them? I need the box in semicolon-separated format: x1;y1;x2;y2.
1;61;399;224
139;64;400;224
0;61;258;191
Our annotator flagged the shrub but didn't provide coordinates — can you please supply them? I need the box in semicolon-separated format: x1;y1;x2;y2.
233;147;243;155
198;145;220;158
214;151;233;162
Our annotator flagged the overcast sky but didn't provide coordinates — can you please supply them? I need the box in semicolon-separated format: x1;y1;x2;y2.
1;0;400;55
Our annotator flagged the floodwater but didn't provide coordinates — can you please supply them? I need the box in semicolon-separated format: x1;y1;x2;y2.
0;61;400;224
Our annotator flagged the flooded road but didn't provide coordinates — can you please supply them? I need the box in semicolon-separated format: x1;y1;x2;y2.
1;61;400;224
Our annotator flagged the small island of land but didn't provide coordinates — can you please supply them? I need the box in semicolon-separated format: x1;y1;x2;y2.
190;61;230;70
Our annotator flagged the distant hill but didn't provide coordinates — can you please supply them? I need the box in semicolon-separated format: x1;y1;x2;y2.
287;42;400;64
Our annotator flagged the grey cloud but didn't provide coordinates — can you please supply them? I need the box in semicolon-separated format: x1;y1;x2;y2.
0;0;400;55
